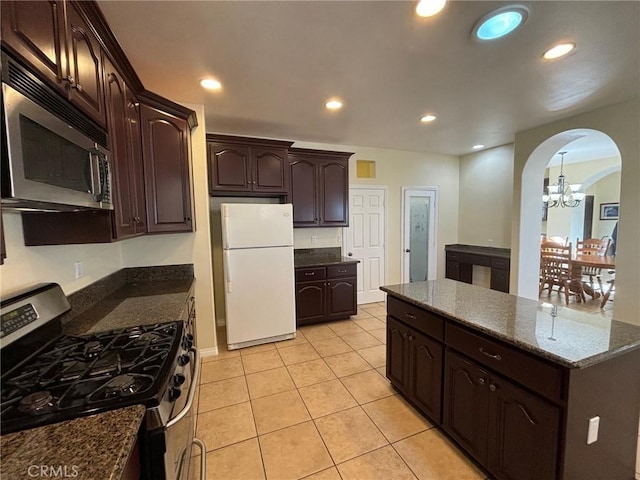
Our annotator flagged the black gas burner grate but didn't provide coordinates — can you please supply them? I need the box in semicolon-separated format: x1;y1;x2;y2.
0;321;181;430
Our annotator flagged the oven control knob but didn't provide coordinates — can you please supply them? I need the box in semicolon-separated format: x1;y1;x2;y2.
173;373;186;386
169;387;182;401
178;354;191;366
182;334;194;349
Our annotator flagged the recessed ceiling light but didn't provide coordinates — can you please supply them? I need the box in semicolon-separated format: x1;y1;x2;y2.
472;144;485;150
325;99;343;110
420;114;437;123
415;0;447;18
200;78;222;90
543;43;576;60
472;5;529;41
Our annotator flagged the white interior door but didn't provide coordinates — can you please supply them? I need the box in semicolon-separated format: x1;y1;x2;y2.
402;188;438;283
343;187;386;304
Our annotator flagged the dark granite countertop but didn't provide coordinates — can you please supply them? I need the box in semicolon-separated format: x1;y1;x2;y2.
445;244;511;259
381;279;640;368
63;279;193;335
294;247;359;268
1;405;145;480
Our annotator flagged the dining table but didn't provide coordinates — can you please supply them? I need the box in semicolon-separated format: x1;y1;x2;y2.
571;254;616;307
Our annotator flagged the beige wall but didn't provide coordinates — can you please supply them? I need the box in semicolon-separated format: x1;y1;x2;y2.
587;172;621;239
0;104;218;351
0;213;124;296
458;144;514;248
512;98;639;325
293;141;460;285
293;227;342;249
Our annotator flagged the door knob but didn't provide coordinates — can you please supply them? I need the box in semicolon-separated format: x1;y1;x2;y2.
348;252;353;256
405;249;410;253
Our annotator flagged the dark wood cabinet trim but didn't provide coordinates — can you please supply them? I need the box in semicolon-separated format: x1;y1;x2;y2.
206;134;293;150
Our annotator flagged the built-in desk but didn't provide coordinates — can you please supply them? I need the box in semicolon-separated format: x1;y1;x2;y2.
445;244;510;293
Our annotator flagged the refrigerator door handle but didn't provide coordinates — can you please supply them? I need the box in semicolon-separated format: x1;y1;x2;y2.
222;205;231;248
224;250;232;293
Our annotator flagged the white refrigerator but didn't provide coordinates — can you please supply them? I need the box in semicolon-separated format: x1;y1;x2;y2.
221;203;296;350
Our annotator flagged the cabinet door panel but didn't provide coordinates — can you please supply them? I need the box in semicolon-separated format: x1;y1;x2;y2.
410;330;443;422
295;280;326;325
290;158;318;226
386;317;409;392
208;143;251;192
327;278;356;320
1;0;65;91
319;160;348;226
252;147;288;192
126;89;146;232
140;105;192;233
443;350;490;464
488;377;560;480
490;269;509;293
104;56;135;239
64;2;105;126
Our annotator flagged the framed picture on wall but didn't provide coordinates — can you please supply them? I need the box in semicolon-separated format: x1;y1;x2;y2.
600;202;619;220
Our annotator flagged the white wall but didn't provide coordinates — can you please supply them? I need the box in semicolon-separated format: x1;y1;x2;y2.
293;141;459;285
458;144;514;248
293;227;342;249
512;98;639;325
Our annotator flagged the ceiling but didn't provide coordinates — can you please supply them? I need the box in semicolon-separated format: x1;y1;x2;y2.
97;1;639;157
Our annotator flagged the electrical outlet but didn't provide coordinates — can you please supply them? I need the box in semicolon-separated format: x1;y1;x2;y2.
311;235;317;244
74;261;84;279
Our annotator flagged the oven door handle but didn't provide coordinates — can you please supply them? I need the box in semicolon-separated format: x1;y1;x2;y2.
166;347;200;429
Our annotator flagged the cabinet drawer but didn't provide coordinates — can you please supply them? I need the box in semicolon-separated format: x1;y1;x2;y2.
387;296;444;341
296;267;326;282
327;263;357;278
446;324;563;402
446;252;460;262
491;258;510;270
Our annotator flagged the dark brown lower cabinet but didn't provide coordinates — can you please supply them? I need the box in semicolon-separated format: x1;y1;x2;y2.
386;316;443;422
443;350;560;480
294;263;356;326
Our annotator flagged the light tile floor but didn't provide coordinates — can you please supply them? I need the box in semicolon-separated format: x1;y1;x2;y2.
190;302;490;480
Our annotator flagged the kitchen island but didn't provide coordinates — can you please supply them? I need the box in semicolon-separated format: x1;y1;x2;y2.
381;279;640;480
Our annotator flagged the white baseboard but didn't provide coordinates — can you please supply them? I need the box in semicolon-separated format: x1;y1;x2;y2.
199;346;219;358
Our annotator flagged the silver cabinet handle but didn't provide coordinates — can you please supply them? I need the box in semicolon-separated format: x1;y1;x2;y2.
166;347;200;429
305;272;315;276
478;378;486;385
489;384;497;392
479;347;502;361
404;312;417;320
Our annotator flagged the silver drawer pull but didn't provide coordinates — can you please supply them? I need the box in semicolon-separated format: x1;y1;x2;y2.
479;347;502;361
338;269;347;273
305;272;315;276
404;312;417;320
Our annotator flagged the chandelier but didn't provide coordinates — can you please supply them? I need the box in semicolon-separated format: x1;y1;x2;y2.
542;151;585;208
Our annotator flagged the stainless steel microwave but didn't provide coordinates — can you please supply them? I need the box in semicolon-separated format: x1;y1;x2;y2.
1;83;113;211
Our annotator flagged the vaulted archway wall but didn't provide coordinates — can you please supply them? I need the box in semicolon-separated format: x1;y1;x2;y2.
510;99;639;325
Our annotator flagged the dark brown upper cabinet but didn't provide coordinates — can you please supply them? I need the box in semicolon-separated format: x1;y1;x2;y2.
288;148;353;228
1;0;106;126
206;134;293;196
140;103;192;233
103;54;145;239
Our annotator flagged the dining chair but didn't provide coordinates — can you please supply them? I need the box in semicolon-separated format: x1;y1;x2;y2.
576;237;611;296
539;241;585;304
545;235;569;246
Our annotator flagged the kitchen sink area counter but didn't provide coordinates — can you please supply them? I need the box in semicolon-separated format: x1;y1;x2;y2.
1;404;145;480
381;279;640;480
62;265;194;335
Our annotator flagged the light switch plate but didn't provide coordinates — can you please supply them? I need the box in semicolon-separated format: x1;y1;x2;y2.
587;416;600;444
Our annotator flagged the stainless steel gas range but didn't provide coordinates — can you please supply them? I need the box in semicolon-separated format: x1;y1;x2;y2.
0;283;205;480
